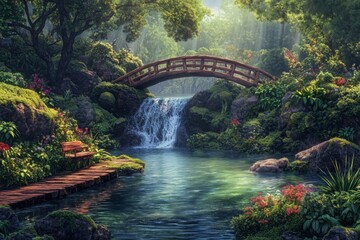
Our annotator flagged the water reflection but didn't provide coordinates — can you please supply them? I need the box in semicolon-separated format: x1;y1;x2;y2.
18;149;319;240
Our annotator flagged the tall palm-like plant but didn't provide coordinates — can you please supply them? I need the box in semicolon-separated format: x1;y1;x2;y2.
320;156;360;194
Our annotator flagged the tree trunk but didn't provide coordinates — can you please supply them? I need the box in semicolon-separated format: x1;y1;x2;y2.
54;36;75;91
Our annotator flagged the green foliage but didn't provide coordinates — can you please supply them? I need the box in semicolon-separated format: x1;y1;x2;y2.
0;121;19;142
338;127;356;142
301;192;340;236
0;71;27;87
117;49;143;72
320;157;360;194
187;132;221;150
293;85;328;111
254;78;290;110
257;49;289;76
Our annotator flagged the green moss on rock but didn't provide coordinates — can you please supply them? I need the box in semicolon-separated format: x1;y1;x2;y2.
0;82;57;120
108;162;144;176
117;154;145;166
48;210;97;229
99;91;116;110
286;160;309;172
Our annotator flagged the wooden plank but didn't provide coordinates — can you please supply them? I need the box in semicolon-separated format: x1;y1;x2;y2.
0;160;126;209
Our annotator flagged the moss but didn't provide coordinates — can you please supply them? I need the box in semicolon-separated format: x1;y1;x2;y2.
92;82;149;100
48;210;97;229
108;162;144;176
6;224;37;240
0;82;57;120
117;154;145;166
98;91;116;110
328;137;360;150
117;48;143;72
286;160;309;172
90;42;119;65
190;106;211;116
32;235;55;240
91;103;125;134
0;220;9;235
257;131;282;152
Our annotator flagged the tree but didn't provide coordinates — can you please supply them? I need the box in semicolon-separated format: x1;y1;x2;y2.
0;0;207;90
235;0;360;69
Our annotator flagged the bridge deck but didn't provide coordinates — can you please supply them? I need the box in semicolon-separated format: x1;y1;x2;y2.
113;55;275;88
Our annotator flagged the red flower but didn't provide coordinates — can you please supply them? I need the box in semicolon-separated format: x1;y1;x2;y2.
0;142;10;151
286;205;299;216
335;77;347;86
231;118;240;126
258;219;268;224
282;184;308;203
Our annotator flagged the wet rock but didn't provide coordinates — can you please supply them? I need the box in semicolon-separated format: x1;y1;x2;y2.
74;97;95;129
250;157;289;173
295;137;360;172
231;95;258;122
34;210;110;240
323;226;358;240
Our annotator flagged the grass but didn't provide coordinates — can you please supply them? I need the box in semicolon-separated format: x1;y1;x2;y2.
320;156;360;194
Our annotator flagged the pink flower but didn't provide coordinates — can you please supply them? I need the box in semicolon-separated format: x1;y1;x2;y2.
0;142;10;151
258;219;268;224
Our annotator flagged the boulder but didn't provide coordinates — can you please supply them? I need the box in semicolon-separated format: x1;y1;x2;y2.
73;97;96;130
250;157;289;173
280;92;305;129
295;138;360;172
323;226;358;240
34;210;110;240
66;69;101;96
231;95;258;122
0;103;53;141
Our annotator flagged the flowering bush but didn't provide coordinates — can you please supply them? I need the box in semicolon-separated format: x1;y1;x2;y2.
0;142;10;152
231;118;240;126
335;77;347;86
231;184;309;239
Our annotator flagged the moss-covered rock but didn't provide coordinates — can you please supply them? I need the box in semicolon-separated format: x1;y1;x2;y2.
295;138;360;172
323;226;358;240
92;82;149;118
0;83;57;140
34;210;110;240
108;162;144;176
98;91;116;110
286;160;309;172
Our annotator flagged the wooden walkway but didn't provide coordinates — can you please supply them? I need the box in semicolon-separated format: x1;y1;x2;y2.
0;159;133;209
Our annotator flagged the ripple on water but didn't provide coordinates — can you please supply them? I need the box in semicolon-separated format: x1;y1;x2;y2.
18;149;320;240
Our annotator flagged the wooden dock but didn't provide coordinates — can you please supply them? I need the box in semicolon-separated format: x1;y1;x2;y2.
0;159;132;209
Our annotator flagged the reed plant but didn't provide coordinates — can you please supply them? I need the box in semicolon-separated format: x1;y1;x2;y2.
320;156;360;194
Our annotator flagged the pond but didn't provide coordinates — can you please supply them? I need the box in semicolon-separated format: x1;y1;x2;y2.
19;148;320;240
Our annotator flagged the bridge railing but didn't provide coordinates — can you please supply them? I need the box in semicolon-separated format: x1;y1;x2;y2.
113;55;275;88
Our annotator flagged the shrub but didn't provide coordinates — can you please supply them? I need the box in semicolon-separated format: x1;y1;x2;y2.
0;72;27;87
0;121;19;142
231;184;309;239
320;157;360;194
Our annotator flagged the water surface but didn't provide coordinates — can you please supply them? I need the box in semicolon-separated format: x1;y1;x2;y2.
20;149;319;239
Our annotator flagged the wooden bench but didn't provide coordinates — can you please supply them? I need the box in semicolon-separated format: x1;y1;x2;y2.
61;141;95;162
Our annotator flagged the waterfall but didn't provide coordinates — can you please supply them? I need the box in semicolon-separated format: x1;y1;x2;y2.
130;97;188;148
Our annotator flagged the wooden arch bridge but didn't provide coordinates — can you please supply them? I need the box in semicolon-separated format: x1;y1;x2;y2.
112;55;275;88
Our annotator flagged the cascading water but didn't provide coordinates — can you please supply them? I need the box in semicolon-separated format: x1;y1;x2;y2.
130;97;188;148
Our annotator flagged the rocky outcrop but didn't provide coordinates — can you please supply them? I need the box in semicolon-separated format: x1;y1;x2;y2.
0;103;53;141
231;95;258;122
323;226;358;240
35;210;110;240
295;138;360;172
280;92;305;129
250;157;289;173
66;69;101;96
